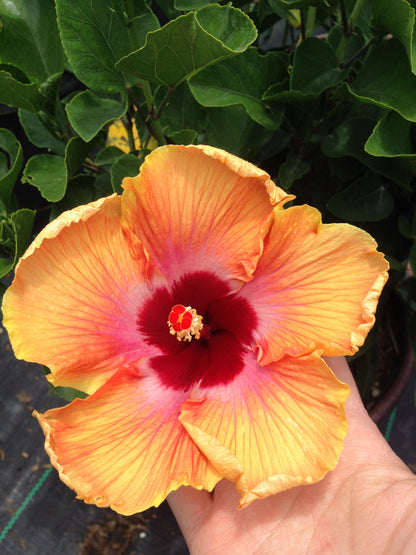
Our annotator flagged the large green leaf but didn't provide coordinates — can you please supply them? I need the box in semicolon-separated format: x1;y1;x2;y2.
205;104;274;159
349;39;416;121
65;137;93;177
365;111;416;158
369;0;416;74
263;85;316;103
56;0;160;92
158;82;208;138
174;0;217;9
66;90;128;141
0;208;35;278
110;154;142;194
268;0;323;8
189;48;285;129
278;151;310;189
95;146;125;167
22;136;94;202
22;155;67;202
327;174;394;222
0;0;64;82
0;69;42;112
291;37;349;94
0;129;23;206
117;4;257;87
18;109;66;155
322;117;411;188
49;174;96;220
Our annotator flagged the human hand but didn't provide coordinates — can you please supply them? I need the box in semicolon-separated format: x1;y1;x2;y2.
168;357;416;554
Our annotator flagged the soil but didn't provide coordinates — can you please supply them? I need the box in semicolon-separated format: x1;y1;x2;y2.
78;513;147;555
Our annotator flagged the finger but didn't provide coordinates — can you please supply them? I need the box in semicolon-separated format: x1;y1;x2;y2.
167;485;213;537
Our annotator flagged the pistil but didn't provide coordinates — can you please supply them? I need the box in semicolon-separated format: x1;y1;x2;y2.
167;304;203;342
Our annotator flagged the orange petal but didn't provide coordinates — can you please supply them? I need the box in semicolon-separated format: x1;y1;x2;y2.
121;145;292;284
241;205;389;363
2;195;164;394
35;365;220;515
180;353;349;507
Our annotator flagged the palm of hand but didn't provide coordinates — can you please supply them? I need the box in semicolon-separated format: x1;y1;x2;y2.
168;358;416;554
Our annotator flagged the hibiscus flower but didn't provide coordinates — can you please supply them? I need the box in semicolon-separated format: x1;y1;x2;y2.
2;145;388;515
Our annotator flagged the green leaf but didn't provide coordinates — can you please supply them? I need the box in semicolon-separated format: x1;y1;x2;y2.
38;73;63;117
56;0;160;93
168;129;199;144
174;0;216;9
0;0;65;82
349;39;416;121
22;136;94;202
95;146;125;166
65;90;128;142
0;69;42;111
327;174;394;222
322;117;411;188
110;153;142;194
117;4;257;87
291;37;349;94
327;23;365;61
0;208;35;278
278;151;310;189
205;104;274;159
47;383;88;402
158;82;208;137
22;154;67;202
189;48;285;129
49;174;96;220
365;111;416;158
18;109;66;155
0;129;23;206
369;0;416;73
65;136;93;177
268;0;322;8
262;85;316;103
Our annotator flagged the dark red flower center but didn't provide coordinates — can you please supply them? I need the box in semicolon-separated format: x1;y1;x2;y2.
138;271;257;391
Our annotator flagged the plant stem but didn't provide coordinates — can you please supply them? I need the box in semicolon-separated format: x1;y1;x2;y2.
140;82;167;145
300;10;306;41
348;0;367;31
305;7;317;38
153;87;175;120
340;36;375;68
339;0;349;36
123;112;136;152
336;0;367;62
123;0;166;145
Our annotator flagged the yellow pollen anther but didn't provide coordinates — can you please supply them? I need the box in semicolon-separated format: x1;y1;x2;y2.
167;304;203;342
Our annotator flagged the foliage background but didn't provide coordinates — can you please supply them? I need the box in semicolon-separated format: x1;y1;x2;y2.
1;0;416;400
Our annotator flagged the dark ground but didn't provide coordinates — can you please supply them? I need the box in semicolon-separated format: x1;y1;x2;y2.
1;322;415;555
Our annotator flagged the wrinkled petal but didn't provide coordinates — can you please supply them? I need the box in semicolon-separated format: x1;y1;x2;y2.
241;205;389;363
2;195;164;394
121;144;292;284
180;353;349;507
34;365;221;515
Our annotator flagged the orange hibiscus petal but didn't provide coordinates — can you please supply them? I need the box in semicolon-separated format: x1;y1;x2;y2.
121;144;292;284
180;353;349;508
35;365;221;515
2;195;164;394
241;205;389;363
